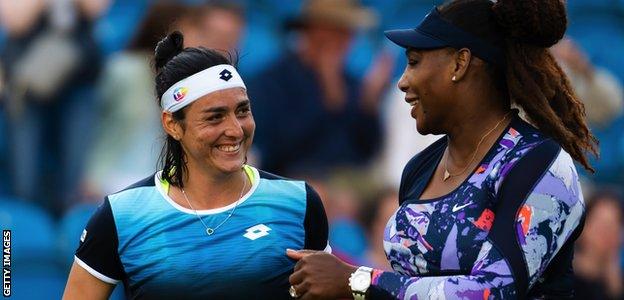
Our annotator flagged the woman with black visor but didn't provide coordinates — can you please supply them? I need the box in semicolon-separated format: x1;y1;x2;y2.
285;0;596;299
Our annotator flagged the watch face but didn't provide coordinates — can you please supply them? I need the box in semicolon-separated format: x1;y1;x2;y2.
352;273;372;291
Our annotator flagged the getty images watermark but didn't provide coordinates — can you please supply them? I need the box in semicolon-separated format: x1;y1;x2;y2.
2;230;10;297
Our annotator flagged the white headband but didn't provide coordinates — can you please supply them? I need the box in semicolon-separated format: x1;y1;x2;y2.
160;64;246;112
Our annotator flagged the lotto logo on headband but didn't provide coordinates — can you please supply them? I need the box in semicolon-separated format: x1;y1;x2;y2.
219;69;233;81
161;64;246;112
173;87;188;102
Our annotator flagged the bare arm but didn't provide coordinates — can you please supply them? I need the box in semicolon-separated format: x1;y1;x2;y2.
63;262;116;300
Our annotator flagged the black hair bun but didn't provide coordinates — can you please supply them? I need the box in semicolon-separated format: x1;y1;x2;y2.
154;31;185;71
493;0;567;48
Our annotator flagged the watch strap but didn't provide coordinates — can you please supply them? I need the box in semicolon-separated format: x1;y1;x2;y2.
353;291;366;300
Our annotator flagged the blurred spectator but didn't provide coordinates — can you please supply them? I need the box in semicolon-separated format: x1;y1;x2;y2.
247;0;391;177
84;1;247;198
324;181;368;264
574;190;624;300
195;0;245;52
360;187;398;270
83;2;184;198
551;38;624;129
0;0;109;215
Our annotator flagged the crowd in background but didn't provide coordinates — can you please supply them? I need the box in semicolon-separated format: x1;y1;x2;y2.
0;0;623;299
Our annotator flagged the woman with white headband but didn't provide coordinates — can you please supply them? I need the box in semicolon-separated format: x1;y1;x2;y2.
63;31;330;299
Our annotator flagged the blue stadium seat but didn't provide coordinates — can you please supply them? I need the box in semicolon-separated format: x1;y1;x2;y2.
567;0;624;18
12;268;127;300
0;197;65;299
247;0;302;20
11;265;66;300
238;12;284;77
568;14;624;82
57;203;99;271
93;0;150;56
329;218;369;261
582;115;624;185
378;0;447;28
57;202;126;299
345;32;377;80
0;197;56;265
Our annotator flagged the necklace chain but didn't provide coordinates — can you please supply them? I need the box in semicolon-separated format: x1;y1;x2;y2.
181;171;247;236
443;112;511;181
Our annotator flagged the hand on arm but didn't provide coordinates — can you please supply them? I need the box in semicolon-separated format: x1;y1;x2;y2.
285;240;516;300
287;249;357;300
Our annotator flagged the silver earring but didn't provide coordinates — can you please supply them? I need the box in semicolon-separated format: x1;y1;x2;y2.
452;75;457;82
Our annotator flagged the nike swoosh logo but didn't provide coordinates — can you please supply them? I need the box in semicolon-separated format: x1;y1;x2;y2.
452;202;473;213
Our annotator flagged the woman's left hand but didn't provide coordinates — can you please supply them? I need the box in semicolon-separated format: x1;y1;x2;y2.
286;249;358;299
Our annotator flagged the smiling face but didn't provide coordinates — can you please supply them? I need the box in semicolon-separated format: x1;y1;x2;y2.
398;48;457;135
164;88;255;177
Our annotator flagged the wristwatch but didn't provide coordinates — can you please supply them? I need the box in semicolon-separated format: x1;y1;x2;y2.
349;266;373;300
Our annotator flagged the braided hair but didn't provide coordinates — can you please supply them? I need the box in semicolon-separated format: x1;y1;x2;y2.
439;0;598;172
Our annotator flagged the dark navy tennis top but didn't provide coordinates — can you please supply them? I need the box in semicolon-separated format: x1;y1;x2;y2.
369;115;585;299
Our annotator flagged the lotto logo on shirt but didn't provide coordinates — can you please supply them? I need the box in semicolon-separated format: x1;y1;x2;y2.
243;224;271;240
173;87;188;102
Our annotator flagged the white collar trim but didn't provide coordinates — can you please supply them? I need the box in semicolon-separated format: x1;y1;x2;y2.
154;166;260;215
